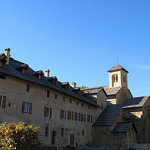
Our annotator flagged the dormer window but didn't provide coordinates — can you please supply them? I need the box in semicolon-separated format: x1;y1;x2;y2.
0;53;7;68
61;82;69;90
48;76;58;85
73;88;80;94
17;64;29;74
33;70;44;80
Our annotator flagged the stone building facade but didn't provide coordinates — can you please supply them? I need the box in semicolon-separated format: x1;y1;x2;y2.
0;48;150;148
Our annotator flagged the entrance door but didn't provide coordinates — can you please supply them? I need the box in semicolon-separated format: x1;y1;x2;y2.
51;131;56;145
70;134;74;146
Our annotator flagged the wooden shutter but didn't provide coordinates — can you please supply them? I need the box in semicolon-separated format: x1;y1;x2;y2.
22;101;25;113
29;103;32;114
2;96;6;108
75;112;77;121
44;106;46;117
50;107;52;118
72;112;74;120
65;111;66;119
79;113;80;121
68;111;70;120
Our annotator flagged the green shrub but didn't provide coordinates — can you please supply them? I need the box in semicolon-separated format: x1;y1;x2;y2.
0;122;41;150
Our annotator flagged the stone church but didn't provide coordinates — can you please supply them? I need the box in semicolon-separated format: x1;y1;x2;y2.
0;48;150;148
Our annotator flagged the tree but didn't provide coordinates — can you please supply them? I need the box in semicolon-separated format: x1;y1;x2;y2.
0;122;41;150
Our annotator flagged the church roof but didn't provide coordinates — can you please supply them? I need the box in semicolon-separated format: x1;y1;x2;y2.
112;122;133;133
93;104;122;126
107;64;129;73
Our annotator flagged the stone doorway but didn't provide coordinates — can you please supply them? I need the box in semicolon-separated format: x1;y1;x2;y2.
70;134;74;146
51;131;56;145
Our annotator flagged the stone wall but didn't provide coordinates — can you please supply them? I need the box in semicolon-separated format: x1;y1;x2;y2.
0;75;100;147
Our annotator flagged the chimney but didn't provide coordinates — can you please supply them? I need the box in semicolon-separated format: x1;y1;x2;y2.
5;48;10;65
45;69;50;77
72;82;76;88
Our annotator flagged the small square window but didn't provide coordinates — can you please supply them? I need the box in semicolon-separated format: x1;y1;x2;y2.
63;97;65;101
55;94;57;99
70;99;72;103
47;90;50;98
27;84;30;92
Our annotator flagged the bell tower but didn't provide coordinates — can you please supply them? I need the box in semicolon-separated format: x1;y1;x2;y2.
108;64;128;88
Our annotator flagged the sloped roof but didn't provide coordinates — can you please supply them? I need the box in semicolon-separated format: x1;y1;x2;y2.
0;57;99;107
122;96;149;108
93;104;122;126
107;64;129;73
105;86;122;96
82;86;122;96
112;122;133;133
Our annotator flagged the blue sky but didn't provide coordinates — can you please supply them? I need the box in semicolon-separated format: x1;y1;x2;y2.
0;0;150;97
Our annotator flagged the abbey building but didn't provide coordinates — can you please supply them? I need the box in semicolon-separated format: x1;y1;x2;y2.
0;48;150;148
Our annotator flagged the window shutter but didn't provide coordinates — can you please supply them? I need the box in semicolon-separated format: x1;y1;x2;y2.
68;111;70;120
65;111;66;119
79;113;80;121
60;110;62;118
2;96;6;108
75;112;77;121
44;106;46;117
50;107;52;118
22;101;25;113
72;112;74;120
29;103;32;114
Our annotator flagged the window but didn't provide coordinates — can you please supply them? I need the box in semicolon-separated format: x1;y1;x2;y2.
88;105;90;109
60;110;65;119
91;115;93;123
87;115;90;122
44;107;52;118
76;102;78;106
61;128;64;137
82;130;84;136
112;74;118;83
22;102;32;114
75;112;77;121
24;102;29;113
63;97;65;101
45;124;49;137
70;99;72;103
91;130;93;136
55;94;57;99
27;84;30;92
82;103;84;107
84;114;86;122
81;114;83;122
0;96;6;108
47;90;50;98
44;107;49;117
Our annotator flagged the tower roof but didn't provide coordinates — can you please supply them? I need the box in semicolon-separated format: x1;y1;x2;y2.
107;64;129;73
